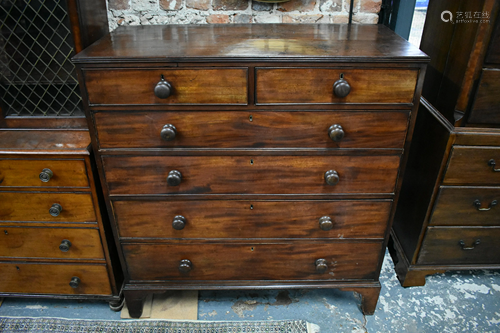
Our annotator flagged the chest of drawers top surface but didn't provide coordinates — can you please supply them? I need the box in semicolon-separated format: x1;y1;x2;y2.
73;24;428;64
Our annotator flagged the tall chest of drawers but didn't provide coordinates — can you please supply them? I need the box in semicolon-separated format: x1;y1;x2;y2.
73;24;428;317
0;130;122;305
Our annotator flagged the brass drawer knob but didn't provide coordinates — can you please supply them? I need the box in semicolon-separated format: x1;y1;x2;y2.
473;199;497;211
315;258;328;272
39;168;53;182
154;75;172;99
69;276;80;288
49;203;63;217
458;239;480;250
324;170;339;186
167;170;182;186
333;78;351;98
172;215;187;230
59;239;72;252
488;159;500;172
179;259;192;273
328;124;344;142
319;216;333;231
160;124;177;141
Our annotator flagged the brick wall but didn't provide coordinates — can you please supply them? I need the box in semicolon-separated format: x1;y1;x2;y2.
107;0;381;30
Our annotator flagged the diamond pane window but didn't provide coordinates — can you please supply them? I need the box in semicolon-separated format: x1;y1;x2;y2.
0;0;83;117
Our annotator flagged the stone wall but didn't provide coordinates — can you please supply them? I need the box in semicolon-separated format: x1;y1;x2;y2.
107;0;381;30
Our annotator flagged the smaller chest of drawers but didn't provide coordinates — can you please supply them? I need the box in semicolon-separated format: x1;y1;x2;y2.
0;130;122;304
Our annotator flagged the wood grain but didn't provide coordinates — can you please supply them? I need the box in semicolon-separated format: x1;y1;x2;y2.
256;68;418;104
0;130;90;154
443;146;500;185
0;159;89;188
102;155;401;195
417;227;500;265
468;69;500;125
0;262;111;295
430;187;500;226
113;199;391;239
0;227;104;259
0;192;96;223
84;68;248;105
94;111;409;149
123;241;382;281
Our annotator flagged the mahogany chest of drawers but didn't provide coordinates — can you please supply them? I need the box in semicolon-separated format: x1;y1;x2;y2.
0;130;122;305
73;24;428;317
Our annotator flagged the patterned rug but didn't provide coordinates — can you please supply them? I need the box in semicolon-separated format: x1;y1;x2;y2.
0;316;319;333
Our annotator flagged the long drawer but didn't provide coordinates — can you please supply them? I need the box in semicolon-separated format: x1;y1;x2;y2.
417;227;500;265
0;192;96;223
443;146;500;185
256;68;418;104
429;187;500;226
0;262;111;295
123;241;382;281
0;227;104;259
83;68;248;105
102;155;400;195
94;111;409;149
113;199;391;239
0;159;89;188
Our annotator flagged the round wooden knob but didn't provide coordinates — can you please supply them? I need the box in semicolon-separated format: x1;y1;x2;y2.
39;168;53;182
59;239;72;252
69;276;80;288
319;216;333;231
328;124;344;142
49;203;63;217
333;78;351;98
315;259;328;272
167;170;182;186
160;124;177;141
154;76;172;99
179;259;192;273
324;170;339;186
172;215;186;230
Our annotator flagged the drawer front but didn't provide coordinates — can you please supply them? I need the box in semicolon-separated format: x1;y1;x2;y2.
95;111;409;149
443;147;500;185
417;227;500;265
256;68;418;104
124;242;382;281
0;227;104;259
430;187;500;226
113;200;391;239
0;159;89;188
103;155;400;195
468;69;500;125
0;193;96;223
84;68;248;105
0;262;111;295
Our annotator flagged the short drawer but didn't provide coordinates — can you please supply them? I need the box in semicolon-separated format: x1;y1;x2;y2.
84;68;248;106
113;199;391;239
417;227;500;265
123;241;382;281
0;192;96;223
468;69;500;125
102;155;400;195
0;227;104;259
0;159;89;188
256;68;418;104
443;146;500;185
95;111;409;149
0;262;111;295
430;187;500;226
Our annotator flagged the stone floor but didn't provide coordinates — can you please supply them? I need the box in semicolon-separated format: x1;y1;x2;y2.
0;251;499;332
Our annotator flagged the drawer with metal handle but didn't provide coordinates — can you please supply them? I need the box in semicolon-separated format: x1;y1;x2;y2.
443;146;500;185
102;155;400;195
123;241;382;281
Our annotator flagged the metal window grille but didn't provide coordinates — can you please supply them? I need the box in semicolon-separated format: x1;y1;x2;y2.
0;0;83;117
